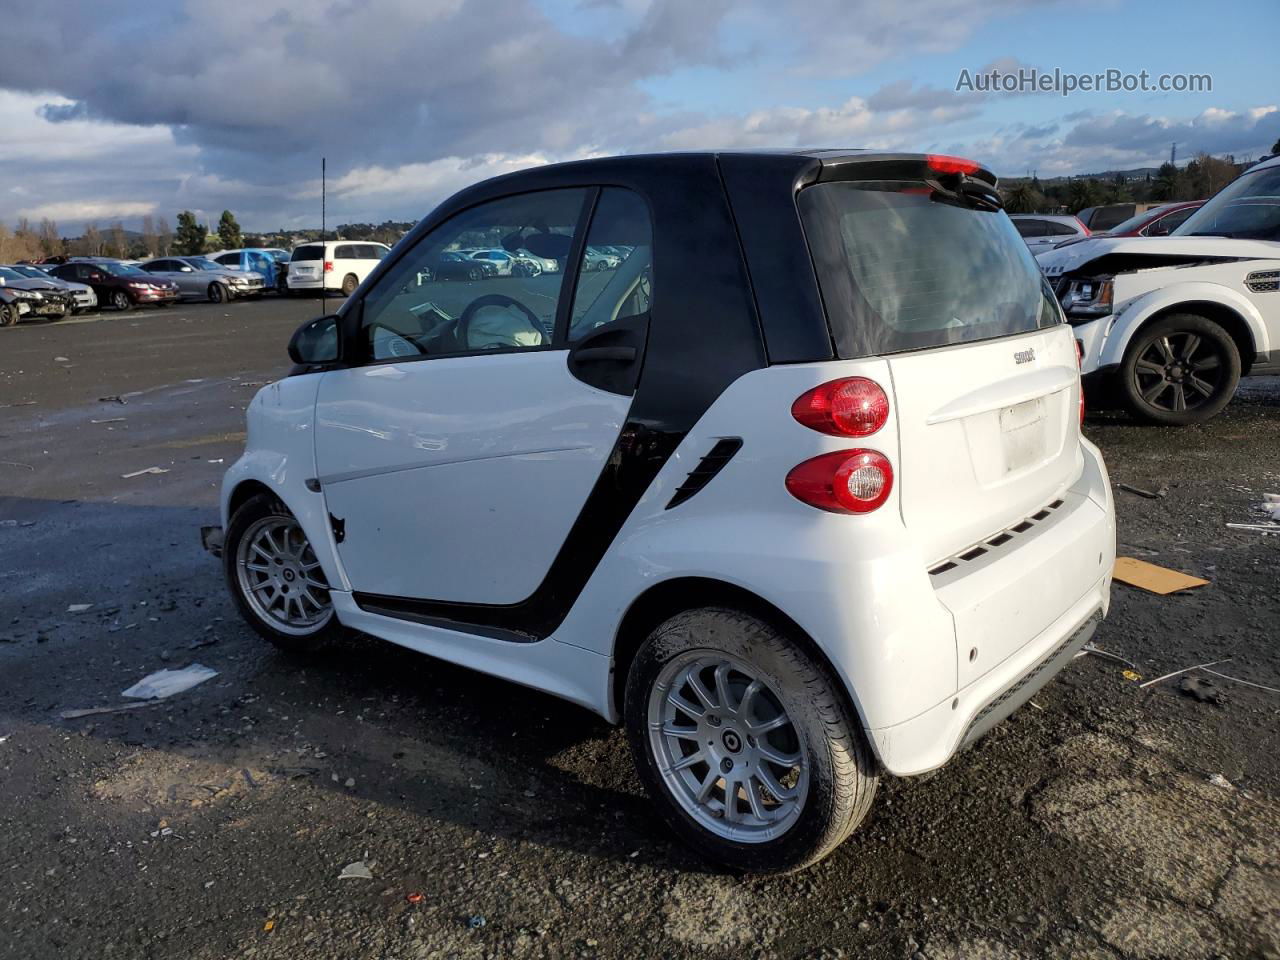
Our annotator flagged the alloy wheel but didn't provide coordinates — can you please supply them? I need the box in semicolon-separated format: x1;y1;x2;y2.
235;516;334;637
1133;331;1225;413
111;290;131;310
647;652;808;843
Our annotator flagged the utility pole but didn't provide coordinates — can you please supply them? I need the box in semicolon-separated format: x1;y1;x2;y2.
1170;142;1177;166
321;157;326;306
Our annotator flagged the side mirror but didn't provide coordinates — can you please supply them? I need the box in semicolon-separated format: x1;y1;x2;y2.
181;266;194;272
288;314;340;366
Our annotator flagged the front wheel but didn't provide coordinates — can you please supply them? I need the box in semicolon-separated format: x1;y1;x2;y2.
223;493;348;653
625;608;878;873
208;282;226;304
110;290;132;311
1120;313;1241;425
0;303;17;327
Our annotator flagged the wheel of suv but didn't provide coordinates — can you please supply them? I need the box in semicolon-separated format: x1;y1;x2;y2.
0;303;16;327
341;273;359;296
110;289;132;311
1120;313;1241;425
208;282;226;304
625;607;878;873
224;493;348;653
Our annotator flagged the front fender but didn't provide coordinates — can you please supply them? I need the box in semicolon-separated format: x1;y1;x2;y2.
219;374;349;592
1098;281;1269;369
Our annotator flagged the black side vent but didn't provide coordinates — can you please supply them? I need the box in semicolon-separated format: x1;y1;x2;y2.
666;438;743;509
928;498;1067;577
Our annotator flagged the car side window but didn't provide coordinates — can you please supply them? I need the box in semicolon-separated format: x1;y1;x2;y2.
357;188;589;362
1013;219;1046;238
334;245;354;260
217;253;239;266
1145;208;1194;236
568;188;653;341
1047;221;1078;236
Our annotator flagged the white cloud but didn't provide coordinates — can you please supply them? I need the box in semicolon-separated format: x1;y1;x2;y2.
16;200;157;221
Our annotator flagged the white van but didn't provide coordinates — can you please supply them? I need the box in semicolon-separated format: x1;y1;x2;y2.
287;241;391;296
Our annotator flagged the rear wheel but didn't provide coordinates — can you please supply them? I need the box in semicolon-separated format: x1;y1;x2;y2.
1120;314;1241;425
224;493;348;653
625;607;877;873
341;273;358;296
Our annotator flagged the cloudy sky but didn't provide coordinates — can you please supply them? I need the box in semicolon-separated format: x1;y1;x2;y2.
0;0;1275;234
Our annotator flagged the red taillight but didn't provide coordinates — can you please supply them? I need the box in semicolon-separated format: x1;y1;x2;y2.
786;450;894;514
926;154;980;176
1075;340;1086;425
1076;218;1091;236
323;260;334;272
792;377;889;437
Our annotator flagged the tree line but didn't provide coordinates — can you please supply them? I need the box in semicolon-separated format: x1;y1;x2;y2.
1000;151;1257;215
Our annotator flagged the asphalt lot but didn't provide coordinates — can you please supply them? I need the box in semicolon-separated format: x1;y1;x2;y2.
1;298;1278;960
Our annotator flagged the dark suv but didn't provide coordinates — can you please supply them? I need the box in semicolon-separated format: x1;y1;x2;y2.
48;259;180;310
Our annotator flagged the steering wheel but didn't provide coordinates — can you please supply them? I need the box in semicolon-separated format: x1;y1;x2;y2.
456;293;547;350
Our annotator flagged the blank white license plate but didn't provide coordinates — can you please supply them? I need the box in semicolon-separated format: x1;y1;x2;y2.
999;398;1048;472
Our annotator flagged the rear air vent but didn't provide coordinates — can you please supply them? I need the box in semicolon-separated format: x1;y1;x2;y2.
666;438;743;509
928;498;1067;577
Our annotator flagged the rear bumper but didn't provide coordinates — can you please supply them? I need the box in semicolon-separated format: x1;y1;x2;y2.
287;277;328;290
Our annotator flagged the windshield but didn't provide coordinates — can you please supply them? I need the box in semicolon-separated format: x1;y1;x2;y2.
1174;167;1280;241
12;266;45;278
799;180;1061;357
100;262;143;276
0;267;25;282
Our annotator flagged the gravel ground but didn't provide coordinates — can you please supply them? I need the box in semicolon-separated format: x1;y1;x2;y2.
1;300;1277;959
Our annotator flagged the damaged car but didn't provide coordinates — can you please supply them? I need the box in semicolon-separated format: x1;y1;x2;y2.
1037;154;1280;425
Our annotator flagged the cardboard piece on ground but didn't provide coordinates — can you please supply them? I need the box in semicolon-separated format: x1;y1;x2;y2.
1113;557;1209;595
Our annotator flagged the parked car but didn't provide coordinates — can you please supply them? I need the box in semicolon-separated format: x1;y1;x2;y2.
514;248;560;274
208;248;291;293
465;248;517;276
582;245;622;270
287;241;390;295
206;150;1115;873
0;284;35;326
420;251;499;282
1037;155;1280;425
2;263;96;313
1009;214;1090;253
139;256;266;302
0;265;74;319
1048;201;1207;254
47;259;179;310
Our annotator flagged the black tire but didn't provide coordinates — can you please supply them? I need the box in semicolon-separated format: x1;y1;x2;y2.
208;282;225;304
624;607;878;873
1120;313;1241;426
223;493;349;653
467;266;484;281
341;273;358;296
110;289;132;311
0;303;17;327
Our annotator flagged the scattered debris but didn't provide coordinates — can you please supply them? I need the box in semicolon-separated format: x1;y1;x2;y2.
59;701;158;720
1077;643;1140;671
189;635;218;650
53;356;70;362
121;663;218;700
467;915;487;929
1207;773;1234;790
1117;482;1169;500
406;892;424;904
98;395;128;404
1122;670;1142;682
67;603;94;613
339;861;374;880
90;417;126;424
0;735;9;744
0;460;34;471
0;401;36;408
1178;677;1224;704
207;458;224;464
344;777;356;788
1201;667;1280;695
1139;657;1233;689
263;920;275;932
121;467;169;479
1226;522;1280;535
1112;557;1209;595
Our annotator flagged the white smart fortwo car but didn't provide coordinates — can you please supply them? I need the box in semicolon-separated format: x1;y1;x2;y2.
1038;154;1280;425
206;151;1116;872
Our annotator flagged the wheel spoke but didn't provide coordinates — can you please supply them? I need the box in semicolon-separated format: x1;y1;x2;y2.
1142;379;1171;405
1135;359;1164;376
722;777;740;822
695;768;718;803
687;671;717;711
748;713;790;736
755;741;802;767
250;543;273;563
662;723;699;741
744;776;770;821
1180;334;1201;362
1188;374;1215;398
1172;383;1186;411
714;663;734;715
667;690;705;719
1157;337;1176;363
669;750;704;773
1191;355;1220;372
246;561;271;573
755;764;798;802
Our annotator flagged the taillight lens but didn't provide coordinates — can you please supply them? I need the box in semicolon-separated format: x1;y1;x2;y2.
323;260;334;272
792;377;889;437
786;450;894;514
926;154;979;175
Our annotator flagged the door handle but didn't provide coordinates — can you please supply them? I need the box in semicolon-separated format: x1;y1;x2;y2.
572;346;636;363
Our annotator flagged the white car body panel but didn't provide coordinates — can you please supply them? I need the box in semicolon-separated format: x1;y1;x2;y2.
1037;236;1280;376
312;350;632;604
223;323;1114;777
288;241;391;292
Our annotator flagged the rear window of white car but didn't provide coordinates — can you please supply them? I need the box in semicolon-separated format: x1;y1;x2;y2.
799;180;1061;357
291;245;324;262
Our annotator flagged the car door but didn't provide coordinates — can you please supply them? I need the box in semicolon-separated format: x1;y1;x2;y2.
313;187;652;608
145;259;186;295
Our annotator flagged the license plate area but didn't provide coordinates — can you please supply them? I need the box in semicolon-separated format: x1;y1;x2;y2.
999;397;1047;473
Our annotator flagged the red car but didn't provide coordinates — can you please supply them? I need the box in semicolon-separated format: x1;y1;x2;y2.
1052;201;1205;252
